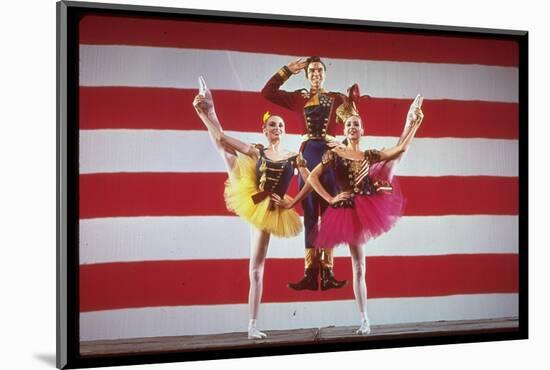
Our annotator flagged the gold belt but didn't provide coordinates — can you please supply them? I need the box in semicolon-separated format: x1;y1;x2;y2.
301;134;336;142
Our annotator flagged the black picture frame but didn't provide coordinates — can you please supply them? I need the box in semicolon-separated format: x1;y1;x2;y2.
57;1;528;368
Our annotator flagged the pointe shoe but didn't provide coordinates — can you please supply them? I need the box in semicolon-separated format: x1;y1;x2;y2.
248;326;267;339
407;94;424;121
197;76;215;114
355;319;371;335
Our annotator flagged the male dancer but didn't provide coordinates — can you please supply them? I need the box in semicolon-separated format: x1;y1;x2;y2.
261;56;347;291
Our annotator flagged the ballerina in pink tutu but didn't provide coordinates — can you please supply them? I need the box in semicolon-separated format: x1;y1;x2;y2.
307;92;424;335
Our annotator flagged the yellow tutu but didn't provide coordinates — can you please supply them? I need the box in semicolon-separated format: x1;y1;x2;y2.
224;153;302;238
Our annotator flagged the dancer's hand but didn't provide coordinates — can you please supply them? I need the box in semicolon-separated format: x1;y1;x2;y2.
271;194;292;209
286;58;308;74
329;191;352;205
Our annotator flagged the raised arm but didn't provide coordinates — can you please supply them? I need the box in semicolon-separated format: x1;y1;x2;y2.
261;58;307;111
330;107;424;163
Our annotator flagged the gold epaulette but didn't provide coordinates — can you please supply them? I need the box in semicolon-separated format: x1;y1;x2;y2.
295;89;310;99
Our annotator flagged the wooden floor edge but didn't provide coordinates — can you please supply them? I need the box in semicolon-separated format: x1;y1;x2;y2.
80;317;520;358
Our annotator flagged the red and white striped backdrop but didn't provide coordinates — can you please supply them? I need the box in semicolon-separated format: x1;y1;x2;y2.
78;15;519;341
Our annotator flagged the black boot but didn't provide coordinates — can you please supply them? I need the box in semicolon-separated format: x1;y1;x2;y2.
288;267;319;291
320;267;347;291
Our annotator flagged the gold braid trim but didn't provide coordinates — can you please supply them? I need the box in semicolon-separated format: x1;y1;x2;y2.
277;66;292;81
256;144;266;191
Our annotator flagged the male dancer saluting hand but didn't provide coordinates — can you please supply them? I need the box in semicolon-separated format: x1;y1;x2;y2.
262;57;347;291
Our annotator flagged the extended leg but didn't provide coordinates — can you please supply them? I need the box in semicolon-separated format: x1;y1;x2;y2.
382;95;422;181
204;114;237;172
194;91;237;172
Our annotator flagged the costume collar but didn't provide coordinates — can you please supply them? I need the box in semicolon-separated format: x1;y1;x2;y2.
309;87;327;95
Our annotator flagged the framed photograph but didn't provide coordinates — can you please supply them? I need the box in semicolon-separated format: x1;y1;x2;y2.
57;0;528;368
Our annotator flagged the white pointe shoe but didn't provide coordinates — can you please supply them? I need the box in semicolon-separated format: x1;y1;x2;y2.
248;326;267;339
356;319;371;335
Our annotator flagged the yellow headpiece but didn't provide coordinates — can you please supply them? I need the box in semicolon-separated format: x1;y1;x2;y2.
336;83;361;124
262;111;273;125
336;100;359;124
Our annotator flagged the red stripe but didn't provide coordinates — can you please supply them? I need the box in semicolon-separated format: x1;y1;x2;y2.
79;15;518;67
79;173;518;219
79;254;518;312
80;87;518;139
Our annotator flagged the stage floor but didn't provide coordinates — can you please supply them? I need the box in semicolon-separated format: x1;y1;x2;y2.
80;317;519;357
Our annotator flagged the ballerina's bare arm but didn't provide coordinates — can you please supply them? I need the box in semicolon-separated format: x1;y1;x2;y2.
287;154;315;208
193;94;260;158
307;160;351;206
271;182;312;209
292;153;310;183
271;154;313;209
331;108;424;163
273;181;313;209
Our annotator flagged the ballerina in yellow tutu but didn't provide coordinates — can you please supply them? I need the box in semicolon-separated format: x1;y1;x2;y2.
193;77;310;340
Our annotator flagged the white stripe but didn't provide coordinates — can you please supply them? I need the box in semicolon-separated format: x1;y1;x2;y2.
79;215;518;264
79;130;518;177
79;294;518;340
79;45;518;102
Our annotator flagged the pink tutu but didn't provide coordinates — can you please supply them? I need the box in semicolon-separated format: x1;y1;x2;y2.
309;173;406;248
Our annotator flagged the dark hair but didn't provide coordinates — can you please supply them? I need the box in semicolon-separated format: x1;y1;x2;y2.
305;56;327;77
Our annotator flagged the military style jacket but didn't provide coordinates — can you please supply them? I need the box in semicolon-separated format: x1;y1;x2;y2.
261;66;346;140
